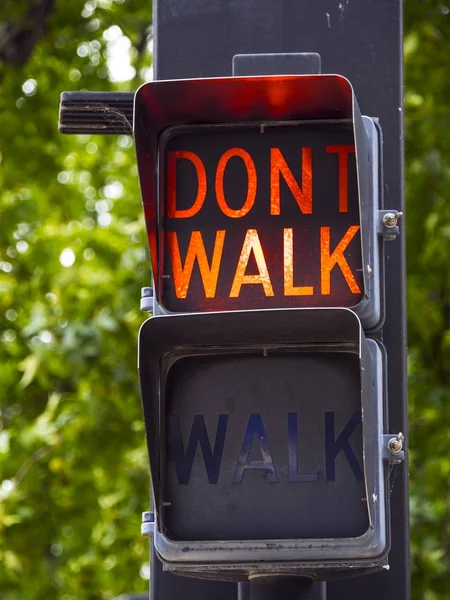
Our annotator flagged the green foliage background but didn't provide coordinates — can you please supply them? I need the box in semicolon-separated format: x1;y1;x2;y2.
0;1;152;598
0;0;448;598
406;3;450;598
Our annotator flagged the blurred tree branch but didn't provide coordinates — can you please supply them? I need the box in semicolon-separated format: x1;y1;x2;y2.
0;0;55;68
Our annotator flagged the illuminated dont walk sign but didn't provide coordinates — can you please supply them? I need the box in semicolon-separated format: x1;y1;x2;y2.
135;74;382;323
162;125;362;311
135;74;400;581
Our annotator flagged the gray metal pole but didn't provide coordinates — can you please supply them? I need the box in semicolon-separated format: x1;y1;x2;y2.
152;2;408;600
248;579;326;600
249;577;314;600
238;583;250;600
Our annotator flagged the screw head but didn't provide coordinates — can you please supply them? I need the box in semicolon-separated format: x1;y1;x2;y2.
382;213;397;228
141;287;153;298
388;437;403;454
382;212;403;228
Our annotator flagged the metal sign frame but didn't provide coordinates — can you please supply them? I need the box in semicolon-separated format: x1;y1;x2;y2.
134;75;383;329
138;307;388;576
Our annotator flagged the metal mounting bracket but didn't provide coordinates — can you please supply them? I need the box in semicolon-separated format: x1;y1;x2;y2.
378;210;403;241
140;287;154;312
382;433;405;464
142;511;155;537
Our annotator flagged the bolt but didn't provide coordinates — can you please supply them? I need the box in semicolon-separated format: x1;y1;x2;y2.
140;287;154;312
388;437;403;454
142;511;155;523
382;212;403;228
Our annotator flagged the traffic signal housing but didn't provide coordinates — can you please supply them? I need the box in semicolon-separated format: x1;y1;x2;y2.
135;74;403;581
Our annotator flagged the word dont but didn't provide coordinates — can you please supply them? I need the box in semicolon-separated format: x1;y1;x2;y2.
167;145;355;218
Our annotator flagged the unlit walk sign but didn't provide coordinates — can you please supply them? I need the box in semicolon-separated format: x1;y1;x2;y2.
165;351;368;541
161;123;363;312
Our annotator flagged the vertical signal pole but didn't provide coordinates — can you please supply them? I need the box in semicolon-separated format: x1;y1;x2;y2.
151;2;408;600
